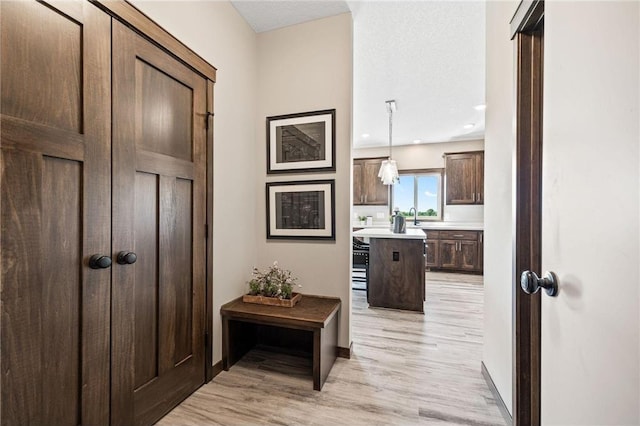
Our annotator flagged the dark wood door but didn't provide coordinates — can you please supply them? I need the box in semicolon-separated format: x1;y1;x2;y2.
425;239;440;268
445;153;476;204
459;240;479;271
353;160;364;204
475;152;484;204
111;21;207;426
478;232;484;271
362;159;388;205
439;240;458;269
1;1;111;424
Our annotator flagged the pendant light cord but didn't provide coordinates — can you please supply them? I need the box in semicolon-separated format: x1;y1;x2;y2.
379;100;399;185
388;104;393;158
386;100;395;159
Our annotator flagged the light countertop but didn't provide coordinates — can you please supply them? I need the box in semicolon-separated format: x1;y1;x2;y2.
353;228;426;240
353;222;484;231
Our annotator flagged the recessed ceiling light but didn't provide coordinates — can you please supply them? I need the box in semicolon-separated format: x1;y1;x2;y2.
413;139;421;144
463;123;475;129
361;133;370;138
474;104;486;111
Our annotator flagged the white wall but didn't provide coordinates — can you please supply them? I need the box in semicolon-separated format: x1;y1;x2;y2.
485;1;640;423
354;140;485;223
255;14;353;348
542;2;639;424
128;0;259;363
483;0;518;415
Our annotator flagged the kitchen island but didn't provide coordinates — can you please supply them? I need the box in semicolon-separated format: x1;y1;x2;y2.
353;228;426;313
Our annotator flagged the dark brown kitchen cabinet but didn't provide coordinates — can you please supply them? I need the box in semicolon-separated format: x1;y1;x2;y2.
445;151;484;205
424;229;483;273
424;231;440;268
458;240;480;271
475;153;484;204
439;240;459;269
425;239;440;268
439;230;480;272
354;157;389;205
439;239;479;271
1;2;214;425
478;231;484;271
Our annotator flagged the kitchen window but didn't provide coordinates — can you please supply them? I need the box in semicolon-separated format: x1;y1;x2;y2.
392;169;443;221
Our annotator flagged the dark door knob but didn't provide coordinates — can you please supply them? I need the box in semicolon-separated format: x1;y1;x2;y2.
89;254;112;269
520;270;558;296
117;251;137;265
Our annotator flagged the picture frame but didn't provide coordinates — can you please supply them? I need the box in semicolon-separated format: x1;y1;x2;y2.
266;180;335;240
266;109;336;174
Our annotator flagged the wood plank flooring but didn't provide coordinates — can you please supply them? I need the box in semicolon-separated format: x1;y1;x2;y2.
158;272;507;426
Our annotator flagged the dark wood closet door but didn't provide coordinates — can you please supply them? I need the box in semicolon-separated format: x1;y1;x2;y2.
111;21;207;426
1;1;111;425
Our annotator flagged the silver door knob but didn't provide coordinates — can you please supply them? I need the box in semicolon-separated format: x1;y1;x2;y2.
520;270;558;297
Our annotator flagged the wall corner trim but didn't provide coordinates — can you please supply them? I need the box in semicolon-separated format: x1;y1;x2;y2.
481;361;513;426
336;342;353;359
209;360;224;382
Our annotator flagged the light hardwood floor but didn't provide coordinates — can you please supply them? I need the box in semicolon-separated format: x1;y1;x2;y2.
158;272;507;426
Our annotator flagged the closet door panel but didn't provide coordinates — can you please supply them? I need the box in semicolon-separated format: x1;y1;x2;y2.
112;20;207;426
1;1;82;132
139;61;193;161
1;150;45;425
172;177;194;364
133;172;160;389
157;176;194;372
0;1;111;425
41;157;82;424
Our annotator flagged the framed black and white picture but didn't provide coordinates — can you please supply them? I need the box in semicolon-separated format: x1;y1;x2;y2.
266;180;335;240
266;109;336;174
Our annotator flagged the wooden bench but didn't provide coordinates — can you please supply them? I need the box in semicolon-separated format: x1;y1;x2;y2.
220;294;341;391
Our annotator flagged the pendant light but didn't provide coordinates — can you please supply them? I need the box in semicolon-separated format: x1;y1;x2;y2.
378;100;399;185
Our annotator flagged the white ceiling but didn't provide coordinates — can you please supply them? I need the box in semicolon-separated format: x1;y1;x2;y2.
231;1;486;148
230;1;350;33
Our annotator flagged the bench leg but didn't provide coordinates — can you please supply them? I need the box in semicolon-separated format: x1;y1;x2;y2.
222;317;230;370
222;318;258;370
313;314;339;391
313;330;321;391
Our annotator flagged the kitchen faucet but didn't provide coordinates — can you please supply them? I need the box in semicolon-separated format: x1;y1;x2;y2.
409;207;419;225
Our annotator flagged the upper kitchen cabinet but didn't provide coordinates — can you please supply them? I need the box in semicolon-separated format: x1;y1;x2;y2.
444;151;484;205
354;157;389;205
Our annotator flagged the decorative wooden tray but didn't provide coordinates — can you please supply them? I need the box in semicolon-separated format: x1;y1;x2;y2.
242;292;302;308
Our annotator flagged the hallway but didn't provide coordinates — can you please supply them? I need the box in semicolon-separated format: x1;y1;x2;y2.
159;272;506;425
